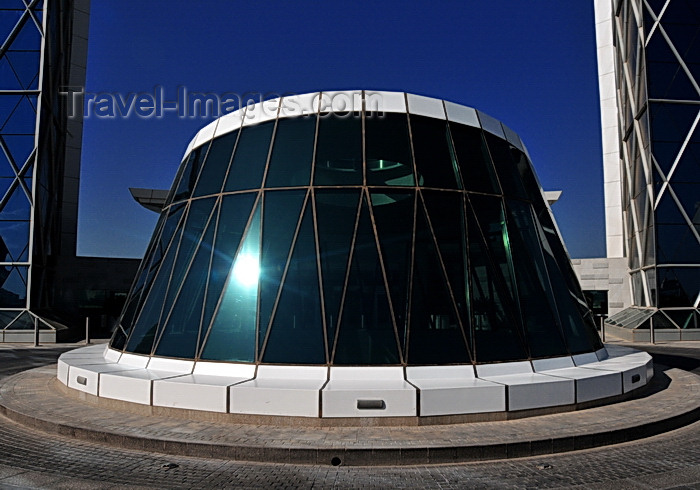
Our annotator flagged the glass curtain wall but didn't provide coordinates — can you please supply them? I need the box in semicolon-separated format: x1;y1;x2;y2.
611;0;700;331
111;97;603;364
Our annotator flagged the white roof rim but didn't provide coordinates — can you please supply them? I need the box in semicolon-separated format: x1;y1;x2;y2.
184;90;525;158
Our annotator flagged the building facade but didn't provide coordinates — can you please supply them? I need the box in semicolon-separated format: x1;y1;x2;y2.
0;1;138;341
593;0;700;340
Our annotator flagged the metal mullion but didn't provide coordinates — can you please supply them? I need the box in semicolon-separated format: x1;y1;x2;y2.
187;132;217;198
123;203;191;351
443;101;464;190
643;0;670;45
464;195;530;359
402;94;420;360
403;93;420;192
621;135;651;304
259;191;311;361
25;1;42;34
361;91;367;186
654;109;700;207
461;193;476;362
329;192;363;364
24;0;45;313
0;95;27;137
664;185;700;246
523;204;572;355
112;212;169;351
501;200;544;359
403;189;418;361
308;107;321;186
474;122;505;196
194;196;222;360
152;200;220;355
217;105;248;195
417;190;472;363
366;187;404;364
494;196;529;358
647;98;700;105
655;24;700;96
197;191;263;359
258;99;281;189
310;188;330;364
0;179;20;212
253;193;265;363
16;145;35;203
146;202;194;354
0;2;37;58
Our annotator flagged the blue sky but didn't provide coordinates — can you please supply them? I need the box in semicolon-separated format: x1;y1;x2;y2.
78;0;606;259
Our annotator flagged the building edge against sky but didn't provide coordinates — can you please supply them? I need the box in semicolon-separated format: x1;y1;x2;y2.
0;0;138;342
582;0;700;340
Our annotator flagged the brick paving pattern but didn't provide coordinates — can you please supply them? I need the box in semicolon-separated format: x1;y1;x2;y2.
0;342;699;488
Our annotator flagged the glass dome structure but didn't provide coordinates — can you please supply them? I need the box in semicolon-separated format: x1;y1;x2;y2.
109;91;603;366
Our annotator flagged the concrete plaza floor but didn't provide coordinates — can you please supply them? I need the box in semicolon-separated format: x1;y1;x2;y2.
0;340;699;488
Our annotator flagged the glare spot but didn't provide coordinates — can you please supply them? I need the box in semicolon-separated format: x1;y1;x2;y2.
232;254;259;287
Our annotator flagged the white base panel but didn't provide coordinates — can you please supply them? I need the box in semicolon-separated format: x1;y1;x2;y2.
230;379;326;417
154;374;251;412
57;346;653;418
480;373;576;411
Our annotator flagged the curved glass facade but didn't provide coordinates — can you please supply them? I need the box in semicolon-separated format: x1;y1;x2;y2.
110;93;603;365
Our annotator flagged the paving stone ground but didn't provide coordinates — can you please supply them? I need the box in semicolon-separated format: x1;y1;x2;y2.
0;340;699;488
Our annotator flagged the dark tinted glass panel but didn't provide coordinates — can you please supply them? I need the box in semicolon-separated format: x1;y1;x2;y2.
669;143;700;185
314;114;363;185
505;200;567;358
365;112;414;186
0;187;30;221
648;103;698;173
133;212;168;284
667;183;700;232
154;215;217;358
484;133;527;199
536;207;590;307
658;267;699;307
117;206;185;348
258;190;307;351
265;117;315;187
116;213;166;335
512;151;540;203
665;309;696;329
334;198;400;364
263;205;325;364
201;201;261;362
407;201;470;364
656;224;700;264
534;219;597;354
449;122;500;194
646;32;699;100
0;220;29;261
421;190;472;354
198;193;257;360
158;198;217;343
223;121;274;192
466;204;527;362
128;204;187;324
317;189;361;346
125;222;184;354
469;194;517;300
410;115;460;189
110;327;128;350
370;190;414;351
193;131;238;197
174;144;210;202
